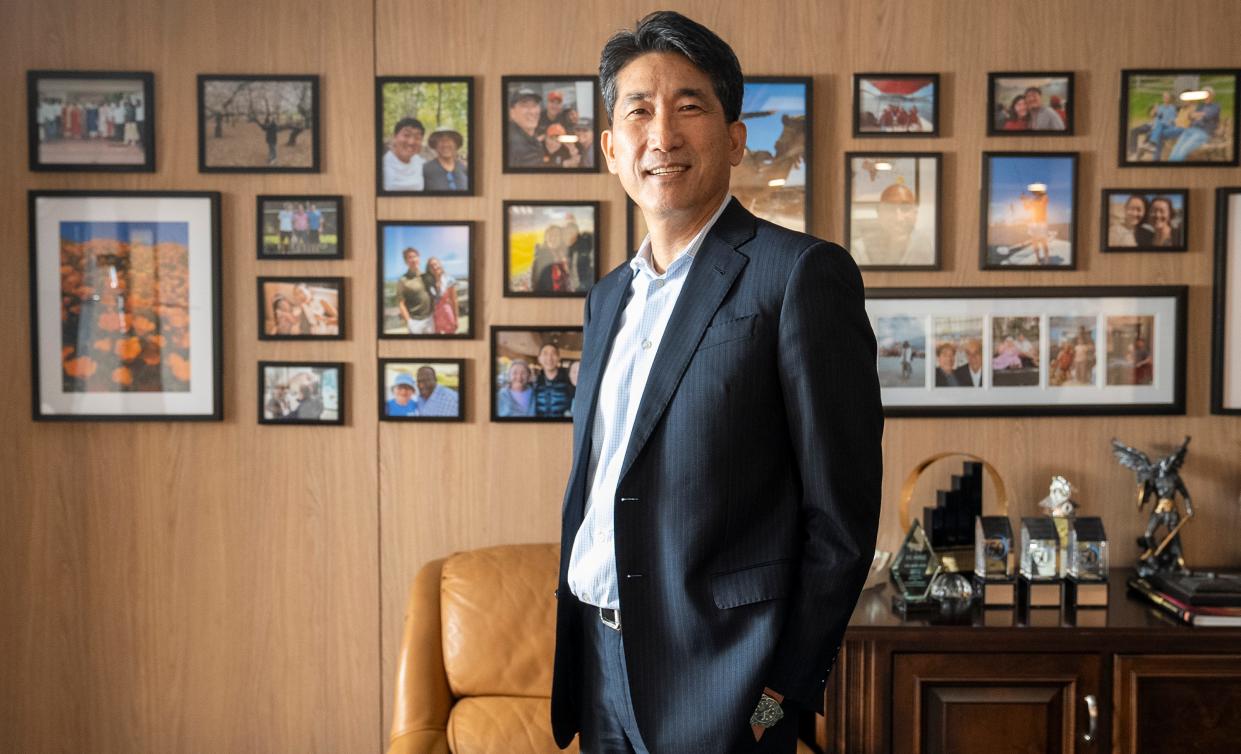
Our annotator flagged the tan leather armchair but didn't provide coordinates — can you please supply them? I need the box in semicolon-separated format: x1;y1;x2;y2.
386;543;814;753
387;543;576;754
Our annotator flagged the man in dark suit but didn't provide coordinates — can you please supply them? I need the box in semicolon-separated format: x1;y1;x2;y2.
552;12;883;753
952;339;984;387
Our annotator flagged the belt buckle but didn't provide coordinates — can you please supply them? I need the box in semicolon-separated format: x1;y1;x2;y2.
599;607;621;631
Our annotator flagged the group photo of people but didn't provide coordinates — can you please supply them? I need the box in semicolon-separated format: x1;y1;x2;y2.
848;154;938;268
504;203;597;295
33;74;150;167
258;197;341;258
1106;315;1156;386
1104;191;1187;250
382;361;462;420
380;222;470;337
991;316;1041;387
990;74;1070;132
933;317;986;388
260;364;341;424
378;79;471;193
873;315;926;388
855;75;937;134
199;77;316;170
1124;72;1236;164
984;154;1076;268
492;330;582;420
1049;316;1098;387
259;279;342;339
503;78;597;171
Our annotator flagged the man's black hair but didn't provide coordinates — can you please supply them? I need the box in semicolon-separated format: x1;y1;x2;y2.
393;117;425;136
598;11;743;124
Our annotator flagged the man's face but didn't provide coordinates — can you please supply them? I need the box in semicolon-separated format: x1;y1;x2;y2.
393;384;414;405
1125;197;1146;227
1025;89;1042;110
602;52;746;222
416;367;436;399
404;250;420;273
510;98;541;133
547;97;563;117
393;125;423;161
965;343;983;371
575;126;594;148
877;191;918;246
539;344;560;373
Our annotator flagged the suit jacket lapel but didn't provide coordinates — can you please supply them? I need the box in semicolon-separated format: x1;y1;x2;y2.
618;199;756;483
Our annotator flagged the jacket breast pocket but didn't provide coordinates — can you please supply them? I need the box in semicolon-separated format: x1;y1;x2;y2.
696;313;758;352
711;559;795;609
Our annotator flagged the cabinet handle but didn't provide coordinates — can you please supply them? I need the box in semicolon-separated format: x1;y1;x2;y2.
1082;694;1098;744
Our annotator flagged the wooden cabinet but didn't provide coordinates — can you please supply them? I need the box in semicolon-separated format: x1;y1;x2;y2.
816;572;1241;754
891;653;1100;754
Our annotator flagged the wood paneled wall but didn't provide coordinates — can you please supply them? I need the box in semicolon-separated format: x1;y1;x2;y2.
2;1;1239;752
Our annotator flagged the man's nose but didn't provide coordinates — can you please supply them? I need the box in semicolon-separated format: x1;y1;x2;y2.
646;108;683;152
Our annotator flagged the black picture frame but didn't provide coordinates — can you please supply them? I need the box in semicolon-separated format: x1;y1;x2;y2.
197;74;321;173
853;72;940;137
987;71;1075;136
378;358;466;422
27;69;156;172
255;194;345;260
1212;187;1241;414
257;276;346;341
867;286;1187;418
735;76;813;234
377;220;474;340
980;151;1079;270
844;151;943;270
29;190;222;421
1119;68;1240;167
490;326;584;423
625;196;644;261
1100;189;1190;252
503;200;600;298
257;361;345;426
501;75;600;174
375;76;476;196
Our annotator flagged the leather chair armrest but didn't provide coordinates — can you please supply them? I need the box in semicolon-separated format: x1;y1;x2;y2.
387;557;453;754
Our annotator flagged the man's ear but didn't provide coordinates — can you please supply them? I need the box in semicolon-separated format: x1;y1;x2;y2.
728;120;747;167
601;128;620;175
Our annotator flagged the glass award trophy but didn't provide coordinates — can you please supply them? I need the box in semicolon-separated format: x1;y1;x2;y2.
975;516;1015;606
1020;516;1063;608
889;520;942;613
1067;517;1109;607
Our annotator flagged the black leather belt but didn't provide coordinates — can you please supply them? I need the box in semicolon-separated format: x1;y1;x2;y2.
599;606;621;631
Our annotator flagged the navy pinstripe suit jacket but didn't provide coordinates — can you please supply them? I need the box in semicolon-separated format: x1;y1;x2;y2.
552;198;883;752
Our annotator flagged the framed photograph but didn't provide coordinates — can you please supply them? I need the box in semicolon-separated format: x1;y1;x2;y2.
853;73;939;136
1100;189;1189;252
502;76;599;173
1212;187;1241;414
258;361;344;425
987;72;1073;135
29;191;221;421
378;221;472;339
867;286;1187;417
198;74;319;172
490;327;583;422
732;77;812;233
27;70;155;172
503;201;598;296
626;196;647;260
256;195;344;259
1120;69;1239;166
257;277;344;340
376;76;473;195
379;358;465;422
981;152;1078;269
845;152;941;269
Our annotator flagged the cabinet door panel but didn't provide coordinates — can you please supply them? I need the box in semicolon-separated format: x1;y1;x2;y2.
1115;655;1241;754
893;653;1101;754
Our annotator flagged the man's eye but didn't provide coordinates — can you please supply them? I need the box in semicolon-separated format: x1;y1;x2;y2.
681;104;702;111
628;108;649;117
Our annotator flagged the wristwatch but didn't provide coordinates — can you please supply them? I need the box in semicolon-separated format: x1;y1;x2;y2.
749;693;784;728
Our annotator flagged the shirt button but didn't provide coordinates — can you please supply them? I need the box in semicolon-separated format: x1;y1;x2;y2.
653;279;665;289
641;340;652;350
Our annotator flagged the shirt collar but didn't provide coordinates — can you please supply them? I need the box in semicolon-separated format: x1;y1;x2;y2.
629;194;733;279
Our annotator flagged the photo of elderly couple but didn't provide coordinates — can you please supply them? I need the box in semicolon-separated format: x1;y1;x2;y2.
491;328;583;421
381;360;463;421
